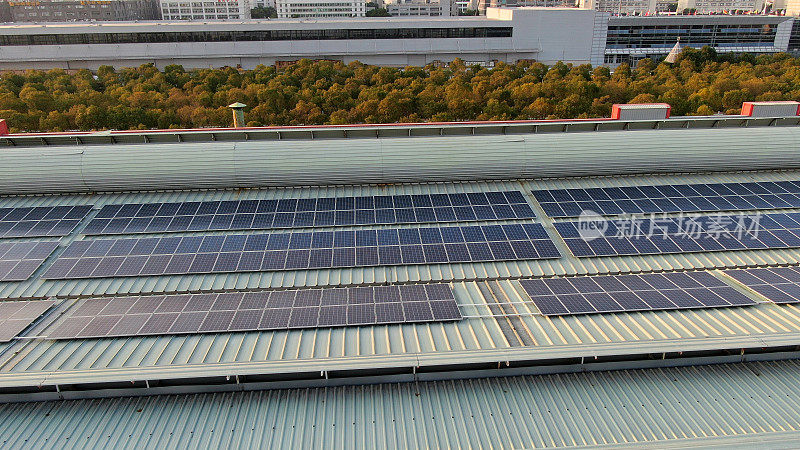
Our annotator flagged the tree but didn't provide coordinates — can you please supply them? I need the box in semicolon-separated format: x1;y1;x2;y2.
251;6;277;18
366;7;390;16
3;48;800;131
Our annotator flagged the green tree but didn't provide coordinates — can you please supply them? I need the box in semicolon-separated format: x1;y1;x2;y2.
250;6;277;18
366;7;390;16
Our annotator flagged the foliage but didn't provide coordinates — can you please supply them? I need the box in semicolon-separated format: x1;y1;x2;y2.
251;6;277;18
459;9;479;15
2;48;800;132
366;7;390;16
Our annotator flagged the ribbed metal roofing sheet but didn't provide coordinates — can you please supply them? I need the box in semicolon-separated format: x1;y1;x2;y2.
2;126;800;194
2;360;800;449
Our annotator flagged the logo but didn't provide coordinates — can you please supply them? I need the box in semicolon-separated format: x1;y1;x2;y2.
577;210;608;241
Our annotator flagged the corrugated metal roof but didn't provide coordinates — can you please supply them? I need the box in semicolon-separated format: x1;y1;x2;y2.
1;170;800;388
2;360;800;449
3;126;800;195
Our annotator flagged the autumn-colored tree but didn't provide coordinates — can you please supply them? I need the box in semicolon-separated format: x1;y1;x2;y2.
1;48;800;132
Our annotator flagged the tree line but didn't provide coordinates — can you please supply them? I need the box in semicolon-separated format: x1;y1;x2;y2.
1;47;799;133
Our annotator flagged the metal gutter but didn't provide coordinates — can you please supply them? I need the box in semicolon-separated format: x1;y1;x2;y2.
0;116;797;149
0;333;797;402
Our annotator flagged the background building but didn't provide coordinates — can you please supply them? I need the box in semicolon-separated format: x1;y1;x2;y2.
0;8;795;69
385;0;452;16
4;0;159;22
479;0;574;13
275;0;365;17
579;0;657;15
603;14;791;65
677;0;765;12
159;0;250;20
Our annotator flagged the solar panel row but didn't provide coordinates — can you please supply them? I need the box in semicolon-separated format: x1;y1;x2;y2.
47;283;460;339
0;205;92;238
0;300;55;342
0;241;60;282
84;191;535;235
724;266;800;304
43;224;560;279
520;271;756;316
533;181;800;218
554;214;782;258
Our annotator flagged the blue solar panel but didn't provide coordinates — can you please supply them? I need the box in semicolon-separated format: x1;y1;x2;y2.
534;181;800;218
520;271;756;316
555;213;796;258
0;300;56;342
85;191;536;235
0;241;59;281
46;283;461;339
0;205;92;238
724;266;800;304
43;224;560;279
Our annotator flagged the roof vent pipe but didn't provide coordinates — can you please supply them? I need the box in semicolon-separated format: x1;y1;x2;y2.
228;102;247;128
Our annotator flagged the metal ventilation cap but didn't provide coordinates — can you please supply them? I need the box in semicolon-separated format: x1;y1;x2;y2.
741;101;800;118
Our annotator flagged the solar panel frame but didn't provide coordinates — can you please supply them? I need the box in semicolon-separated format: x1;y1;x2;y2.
46;283;461;339
44;223;560;279
84;192;536;236
0;300;55;342
534;181;800;218
0;240;59;282
556;213;800;258
0;205;92;238
520;272;757;316
724;266;800;304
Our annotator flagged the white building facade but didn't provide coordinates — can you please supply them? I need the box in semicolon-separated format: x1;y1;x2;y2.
0;8;794;70
579;0;658;14
275;0;365;17
677;0;765;12
385;0;453;16
160;0;251;20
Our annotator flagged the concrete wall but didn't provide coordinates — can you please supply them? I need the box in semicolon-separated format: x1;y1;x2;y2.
489;7;596;64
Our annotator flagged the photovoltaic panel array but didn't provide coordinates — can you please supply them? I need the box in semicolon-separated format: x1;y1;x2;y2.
0;241;59;282
0;205;92;238
724;267;800;304
47;283;461;339
554;213;800;258
0;300;55;342
519;271;756;316
83;191;535;235
533;180;800;218
43;224;560;279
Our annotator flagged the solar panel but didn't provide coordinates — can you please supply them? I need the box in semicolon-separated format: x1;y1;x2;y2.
0;205;92;238
0;241;59;282
554;213;798;258
520;271;756;316
84;192;535;235
724;267;800;304
43;224;560;280
0;300;55;342
46;283;461;339
533;181;800;218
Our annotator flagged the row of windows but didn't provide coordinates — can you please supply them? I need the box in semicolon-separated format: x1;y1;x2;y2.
606;24;776;47
609;24;777;31
0;27;512;45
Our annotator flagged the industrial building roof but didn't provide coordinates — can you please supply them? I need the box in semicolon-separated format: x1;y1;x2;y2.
1;110;800;446
2;360;800;449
